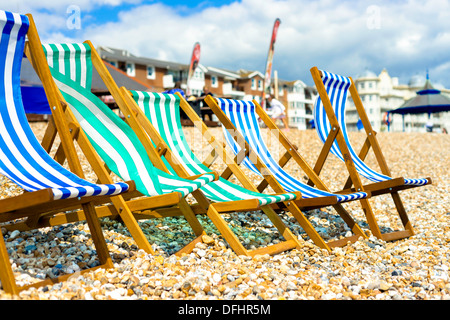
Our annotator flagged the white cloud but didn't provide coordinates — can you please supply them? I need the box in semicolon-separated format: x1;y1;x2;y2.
4;0;450;87
0;0;142;12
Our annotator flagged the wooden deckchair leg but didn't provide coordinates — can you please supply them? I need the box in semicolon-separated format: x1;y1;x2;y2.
0;230;19;295
260;206;303;249
358;198;383;239
178;198;205;237
284;202;331;251
206;204;248;256
343;135;372;190
332;204;367;238
109;196;155;254
307;126;339;187
257;149;292;193
391;191;414;234
81;202;113;268
40;116;57;153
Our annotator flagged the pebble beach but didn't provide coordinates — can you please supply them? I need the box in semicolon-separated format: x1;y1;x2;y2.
0;124;449;301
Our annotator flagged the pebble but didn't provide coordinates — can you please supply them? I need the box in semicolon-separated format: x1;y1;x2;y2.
0;127;449;301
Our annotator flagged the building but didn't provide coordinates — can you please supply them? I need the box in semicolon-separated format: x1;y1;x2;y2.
280;80;317;130
347;69;450;133
97;45;316;128
98;46;227;125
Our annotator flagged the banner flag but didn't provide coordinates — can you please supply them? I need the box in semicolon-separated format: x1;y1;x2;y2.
261;18;281;109
186;42;201;96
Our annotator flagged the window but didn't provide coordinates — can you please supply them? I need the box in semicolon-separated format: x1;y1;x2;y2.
251;78;256;89
211;75;218;88
147;65;155;79
126;62;135;77
193;69;204;80
359;82;365;89
106;60;117;67
258;80;263;91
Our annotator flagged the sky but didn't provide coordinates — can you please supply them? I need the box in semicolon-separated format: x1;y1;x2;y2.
3;0;450;88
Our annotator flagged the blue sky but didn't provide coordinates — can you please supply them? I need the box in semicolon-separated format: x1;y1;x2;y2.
2;0;450;88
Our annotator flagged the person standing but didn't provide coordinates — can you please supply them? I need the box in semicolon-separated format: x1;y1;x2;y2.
267;94;289;130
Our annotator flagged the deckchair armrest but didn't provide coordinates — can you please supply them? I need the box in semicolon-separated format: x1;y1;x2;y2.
123;180;137;193
267;191;302;201
212;198;261;213
184;171;220;182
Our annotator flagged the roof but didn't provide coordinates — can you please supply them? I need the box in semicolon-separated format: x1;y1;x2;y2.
98;46;189;71
237;69;264;79
93;62;149;93
390;79;450;115
356;69;378;79
20;57;149;94
206;66;239;80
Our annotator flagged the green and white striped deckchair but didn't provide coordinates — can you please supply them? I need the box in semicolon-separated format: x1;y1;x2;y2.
131;91;299;205
127;90;362;253
33;41;220;254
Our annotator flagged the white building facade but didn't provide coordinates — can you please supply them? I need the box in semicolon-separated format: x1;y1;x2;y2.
346;69;450;133
283;80;317;130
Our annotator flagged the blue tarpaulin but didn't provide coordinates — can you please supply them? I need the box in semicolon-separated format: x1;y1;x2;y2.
21;85;51;114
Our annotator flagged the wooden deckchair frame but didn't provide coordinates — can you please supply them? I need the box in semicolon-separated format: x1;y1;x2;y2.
119;88;330;255
205;95;372;245
0;12;135;295
120;81;372;253
25;30;303;258
20;14;217;257
0;186;135;295
309;66;432;241
82;80;307;256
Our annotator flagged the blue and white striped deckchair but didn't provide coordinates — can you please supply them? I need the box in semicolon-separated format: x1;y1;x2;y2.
205;96;378;244
0;10;134;295
129;90;367;252
310;66;431;241
215;98;369;204
313;69;430;189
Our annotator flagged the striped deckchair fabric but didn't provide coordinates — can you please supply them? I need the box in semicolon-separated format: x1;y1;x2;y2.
0;13;130;201
0;10;133;295
42;43;216;199
309;66;431;241
205;95;373;245
313;69;429;187
216;98;368;203
0;16;129;201
128;90;367;253
131;91;297;206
